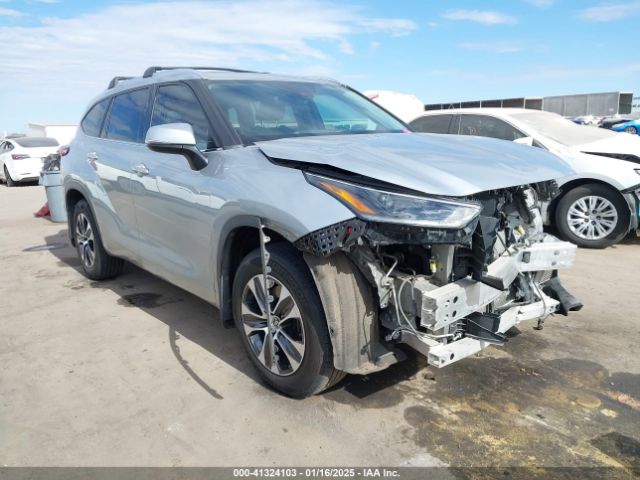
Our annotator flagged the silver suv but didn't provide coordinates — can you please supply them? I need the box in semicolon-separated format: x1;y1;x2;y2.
63;67;582;397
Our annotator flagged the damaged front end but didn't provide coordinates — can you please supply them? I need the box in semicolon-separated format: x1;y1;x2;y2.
298;174;583;374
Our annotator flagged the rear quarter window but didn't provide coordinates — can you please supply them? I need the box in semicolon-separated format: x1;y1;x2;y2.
81;98;111;137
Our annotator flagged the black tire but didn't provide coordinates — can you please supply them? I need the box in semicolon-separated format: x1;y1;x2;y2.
555;183;630;248
4;166;15;187
232;242;343;398
72;200;124;280
624;126;637;135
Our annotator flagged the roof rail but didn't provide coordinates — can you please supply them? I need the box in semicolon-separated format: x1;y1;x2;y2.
142;66;262;78
107;76;134;89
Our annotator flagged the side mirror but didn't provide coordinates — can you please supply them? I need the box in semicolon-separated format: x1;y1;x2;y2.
513;136;534;147
145;122;208;171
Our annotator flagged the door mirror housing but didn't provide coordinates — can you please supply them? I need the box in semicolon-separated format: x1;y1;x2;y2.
145;123;208;171
513;136;534;147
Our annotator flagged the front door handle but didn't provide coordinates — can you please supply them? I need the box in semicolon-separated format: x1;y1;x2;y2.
132;163;149;177
87;152;98;161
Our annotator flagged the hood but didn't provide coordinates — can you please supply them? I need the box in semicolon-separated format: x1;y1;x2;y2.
573;133;640;158
256;133;573;197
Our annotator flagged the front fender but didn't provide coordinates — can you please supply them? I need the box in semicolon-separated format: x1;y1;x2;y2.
559;152;640;191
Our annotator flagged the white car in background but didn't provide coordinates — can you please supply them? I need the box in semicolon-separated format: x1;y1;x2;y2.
0;136;60;186
409;108;640;248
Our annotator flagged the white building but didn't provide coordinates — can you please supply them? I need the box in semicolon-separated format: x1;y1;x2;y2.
364;90;425;123
28;123;78;145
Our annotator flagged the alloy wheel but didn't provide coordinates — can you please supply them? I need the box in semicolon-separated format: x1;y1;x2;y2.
240;274;306;376
75;212;96;268
566;195;618;240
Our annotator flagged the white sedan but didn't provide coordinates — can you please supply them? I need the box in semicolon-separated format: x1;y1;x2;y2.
0;136;60;186
409;108;640;248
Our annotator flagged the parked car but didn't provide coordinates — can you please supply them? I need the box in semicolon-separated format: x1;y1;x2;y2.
409;108;640;248
571;115;601;126
0;136;60;186
599;116;633;130
607;118;640;136
63;67;581;397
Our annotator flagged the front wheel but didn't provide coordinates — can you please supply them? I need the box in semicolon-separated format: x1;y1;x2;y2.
232;243;344;398
555;184;630;248
624;126;637;135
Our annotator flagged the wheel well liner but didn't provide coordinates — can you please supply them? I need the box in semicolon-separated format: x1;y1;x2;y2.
303;251;404;374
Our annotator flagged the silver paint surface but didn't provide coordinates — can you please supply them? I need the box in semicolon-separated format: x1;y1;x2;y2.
256;132;573;197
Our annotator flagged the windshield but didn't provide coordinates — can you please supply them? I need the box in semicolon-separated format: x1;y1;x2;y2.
512;111;616;147
14;137;59;148
207;80;406;143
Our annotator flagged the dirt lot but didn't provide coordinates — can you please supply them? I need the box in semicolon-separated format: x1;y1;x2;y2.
1;184;639;475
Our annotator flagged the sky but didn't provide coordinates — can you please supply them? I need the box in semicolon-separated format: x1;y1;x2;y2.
1;0;639;133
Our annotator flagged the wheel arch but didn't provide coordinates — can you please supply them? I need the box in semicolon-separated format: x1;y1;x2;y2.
65;187;89;246
549;178;629;228
64;182;107;250
217;217;289;327
220;221;403;375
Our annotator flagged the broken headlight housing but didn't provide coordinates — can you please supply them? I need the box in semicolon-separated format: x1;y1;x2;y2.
305;173;482;228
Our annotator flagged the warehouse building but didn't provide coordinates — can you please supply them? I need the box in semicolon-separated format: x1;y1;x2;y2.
424;91;634;117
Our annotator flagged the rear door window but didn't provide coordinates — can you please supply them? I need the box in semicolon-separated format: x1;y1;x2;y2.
81;98;111;137
151;84;215;150
409;115;453;134
458;115;526;141
104;88;151;143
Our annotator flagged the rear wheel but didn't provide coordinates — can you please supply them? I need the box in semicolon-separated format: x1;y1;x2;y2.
4;166;15;187
232;243;343;398
72;200;124;280
555;183;629;248
624;126;637;135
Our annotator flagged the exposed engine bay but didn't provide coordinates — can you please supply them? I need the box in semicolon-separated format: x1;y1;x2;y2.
297;180;583;373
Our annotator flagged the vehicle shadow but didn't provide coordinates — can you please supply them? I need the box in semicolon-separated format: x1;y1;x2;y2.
620;230;640;245
7;180;39;188
324;349;430;407
42;229;421;402
43;229;262;400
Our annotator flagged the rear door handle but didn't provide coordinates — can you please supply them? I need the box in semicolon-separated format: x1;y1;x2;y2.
132;163;149;176
87;152;98;161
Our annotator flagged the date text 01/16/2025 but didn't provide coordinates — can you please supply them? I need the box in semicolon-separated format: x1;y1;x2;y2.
232;468;400;478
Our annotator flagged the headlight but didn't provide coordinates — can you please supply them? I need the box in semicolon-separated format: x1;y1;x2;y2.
305;173;481;228
635;169;640;176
